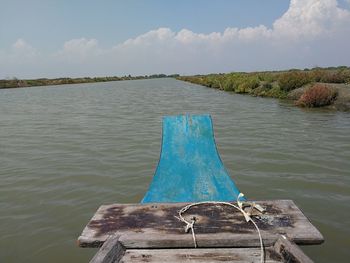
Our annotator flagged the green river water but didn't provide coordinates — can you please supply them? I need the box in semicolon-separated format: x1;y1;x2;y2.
0;78;349;262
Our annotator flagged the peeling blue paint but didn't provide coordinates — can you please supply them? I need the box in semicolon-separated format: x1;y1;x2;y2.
141;114;244;203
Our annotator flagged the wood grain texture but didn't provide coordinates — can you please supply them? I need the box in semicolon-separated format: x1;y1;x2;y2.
78;200;323;249
273;235;314;263
120;247;281;263
89;235;125;263
118;232;277;249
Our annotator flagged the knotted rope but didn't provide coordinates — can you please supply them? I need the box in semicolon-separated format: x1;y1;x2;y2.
176;193;265;263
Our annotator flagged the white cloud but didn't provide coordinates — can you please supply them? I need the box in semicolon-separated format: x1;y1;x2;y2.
56;38;101;61
63;38;98;53
119;28;175;47
0;39;40;78
13;38;29;50
273;0;350;40
11;38;38;57
237;25;272;41
115;0;349;47
105;0;350;74
1;0;350;78
175;29;223;44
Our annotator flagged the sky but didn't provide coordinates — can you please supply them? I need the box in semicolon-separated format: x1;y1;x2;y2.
1;0;350;79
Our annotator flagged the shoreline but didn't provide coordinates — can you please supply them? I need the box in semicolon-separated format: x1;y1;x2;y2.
0;74;179;89
177;67;350;111
2;68;350;111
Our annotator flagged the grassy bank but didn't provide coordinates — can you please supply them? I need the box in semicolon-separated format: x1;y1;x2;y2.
177;67;350;110
0;74;179;89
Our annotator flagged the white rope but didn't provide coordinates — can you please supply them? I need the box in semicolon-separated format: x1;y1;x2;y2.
176;193;265;263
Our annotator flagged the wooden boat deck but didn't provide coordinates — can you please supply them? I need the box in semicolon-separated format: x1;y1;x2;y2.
78;200;323;262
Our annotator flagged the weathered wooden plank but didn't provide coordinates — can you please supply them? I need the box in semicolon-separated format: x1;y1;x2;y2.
89;235;125;263
78;200;323;248
119;248;282;263
118;232;277;249
273;235;314;263
90;237;316;263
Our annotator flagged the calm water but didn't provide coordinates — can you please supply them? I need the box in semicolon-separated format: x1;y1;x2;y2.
0;78;349;262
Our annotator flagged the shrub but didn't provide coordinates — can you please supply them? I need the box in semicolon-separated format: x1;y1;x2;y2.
234;77;259;93
278;71;312;91
222;75;237;91
257;73;277;83
296;84;338;107
251;82;273;97
310;69;324;82
320;70;350;83
261;82;273;90
222;79;235;91
266;86;288;99
234;82;249;93
206;75;222;89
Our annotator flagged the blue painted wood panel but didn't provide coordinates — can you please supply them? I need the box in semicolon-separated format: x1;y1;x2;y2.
141;114;243;203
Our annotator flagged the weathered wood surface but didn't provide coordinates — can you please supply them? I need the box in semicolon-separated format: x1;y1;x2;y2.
89;234;315;263
118;232;277;249
120;247;281;263
90;235;125;263
78;200;323;248
273;235;314;263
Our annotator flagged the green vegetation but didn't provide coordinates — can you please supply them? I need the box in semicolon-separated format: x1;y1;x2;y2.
177;67;350;109
3;67;350;110
296;84;338;108
0;74;180;89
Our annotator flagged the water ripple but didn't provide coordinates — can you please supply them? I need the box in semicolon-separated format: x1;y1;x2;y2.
0;79;349;262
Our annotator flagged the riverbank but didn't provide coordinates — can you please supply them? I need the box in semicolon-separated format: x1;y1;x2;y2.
0;74;179;89
177;67;350;111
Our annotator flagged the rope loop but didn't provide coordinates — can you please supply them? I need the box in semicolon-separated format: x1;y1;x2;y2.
176;193;265;263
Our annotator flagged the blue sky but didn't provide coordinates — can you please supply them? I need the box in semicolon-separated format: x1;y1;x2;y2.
1;0;350;78
1;0;289;49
